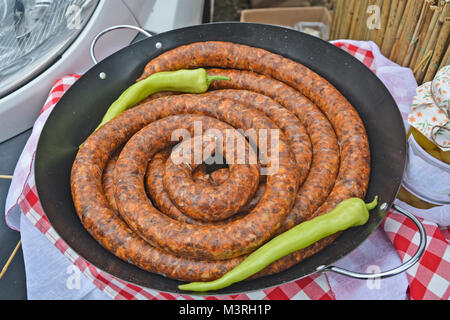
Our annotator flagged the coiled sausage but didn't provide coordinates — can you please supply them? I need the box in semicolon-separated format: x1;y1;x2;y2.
71;41;370;282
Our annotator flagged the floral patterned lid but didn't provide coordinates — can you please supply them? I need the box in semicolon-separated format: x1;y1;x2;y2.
409;65;450;151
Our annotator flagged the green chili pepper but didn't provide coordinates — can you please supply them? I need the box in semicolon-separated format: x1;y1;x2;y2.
178;196;378;292
94;68;230;132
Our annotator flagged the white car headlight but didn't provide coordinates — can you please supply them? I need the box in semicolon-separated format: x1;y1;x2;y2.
0;0;99;98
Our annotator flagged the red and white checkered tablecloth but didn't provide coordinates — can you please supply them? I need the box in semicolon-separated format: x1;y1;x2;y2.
382;212;450;300
5;41;450;300
333;41;376;73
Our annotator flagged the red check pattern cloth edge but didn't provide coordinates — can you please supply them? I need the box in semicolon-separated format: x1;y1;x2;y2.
333;41;376;73
382;212;450;300
7;43;450;300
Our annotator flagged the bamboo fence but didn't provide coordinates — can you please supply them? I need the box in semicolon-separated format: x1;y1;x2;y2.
329;0;450;84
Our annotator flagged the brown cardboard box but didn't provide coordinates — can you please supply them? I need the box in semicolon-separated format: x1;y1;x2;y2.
250;0;310;8
240;7;331;29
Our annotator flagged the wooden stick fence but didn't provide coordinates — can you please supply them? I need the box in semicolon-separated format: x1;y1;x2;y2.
329;0;450;84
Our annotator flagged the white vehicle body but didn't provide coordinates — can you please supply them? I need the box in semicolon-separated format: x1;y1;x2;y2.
0;0;204;142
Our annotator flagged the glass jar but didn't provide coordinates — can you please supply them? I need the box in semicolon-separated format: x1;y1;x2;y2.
408;127;450;165
400;127;450;208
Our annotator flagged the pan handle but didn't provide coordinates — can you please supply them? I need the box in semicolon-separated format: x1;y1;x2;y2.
90;25;152;65
316;204;427;279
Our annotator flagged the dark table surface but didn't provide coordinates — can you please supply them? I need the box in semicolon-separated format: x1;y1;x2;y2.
0;129;31;300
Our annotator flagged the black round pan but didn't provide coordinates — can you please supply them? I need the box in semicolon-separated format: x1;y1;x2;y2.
35;22;407;295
